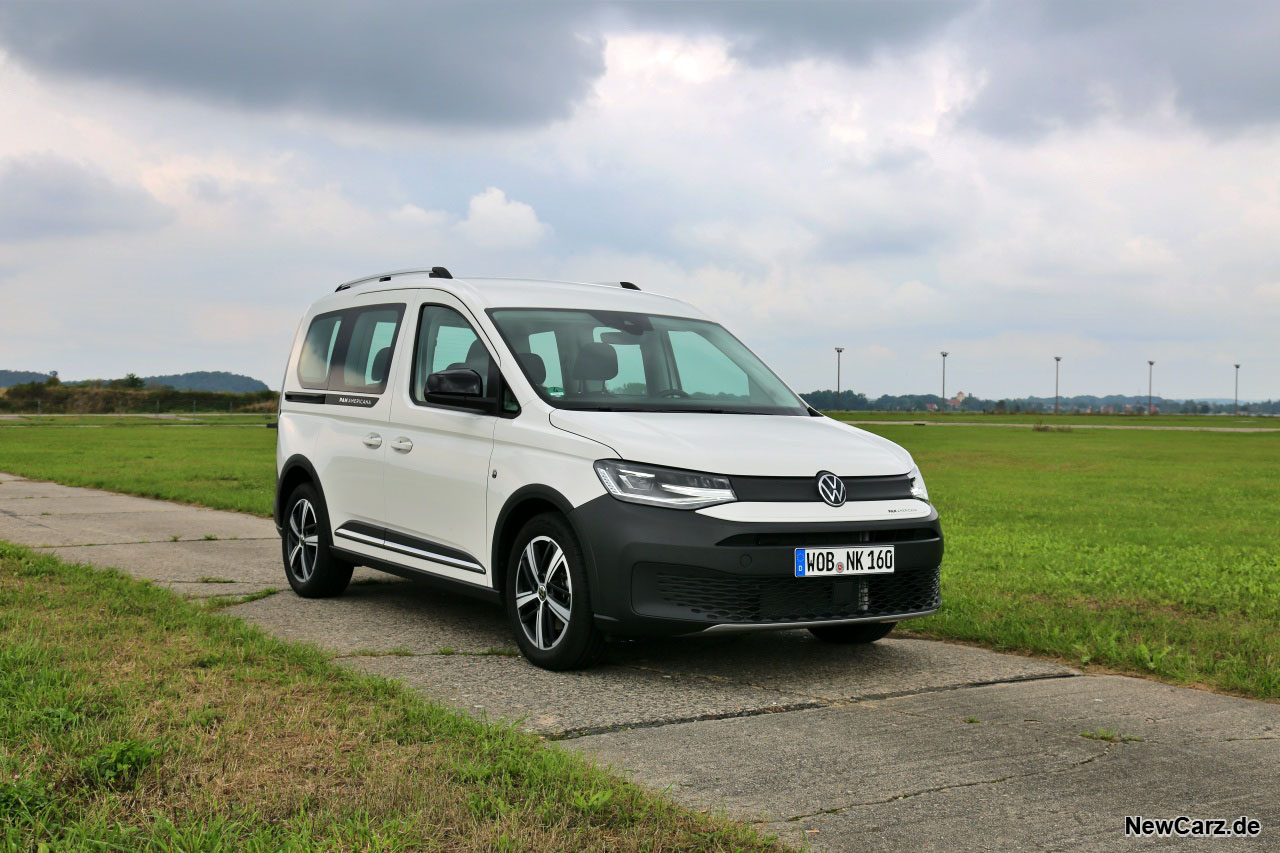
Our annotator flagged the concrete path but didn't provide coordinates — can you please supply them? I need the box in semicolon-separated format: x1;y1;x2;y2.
2;471;1276;850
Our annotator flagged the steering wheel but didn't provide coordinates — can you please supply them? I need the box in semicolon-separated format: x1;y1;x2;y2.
656;388;690;398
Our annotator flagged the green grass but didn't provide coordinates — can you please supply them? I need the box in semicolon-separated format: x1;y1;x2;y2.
1;420;1278;699
0;414;278;426
0;543;781;850
826;410;1278;428
859;424;1280;699
0;422;275;514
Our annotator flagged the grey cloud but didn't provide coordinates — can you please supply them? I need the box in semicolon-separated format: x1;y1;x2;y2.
0;1;604;127
626;0;1280;135
614;0;971;65
0;155;171;242
3;1;1276;136
957;1;1280;136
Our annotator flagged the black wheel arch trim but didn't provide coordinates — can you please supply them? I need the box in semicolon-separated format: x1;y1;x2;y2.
491;484;596;599
275;454;326;532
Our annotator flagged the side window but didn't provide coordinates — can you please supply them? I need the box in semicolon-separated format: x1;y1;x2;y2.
668;330;750;399
297;311;343;389
592;326;647;395
412;304;493;403
329;304;406;394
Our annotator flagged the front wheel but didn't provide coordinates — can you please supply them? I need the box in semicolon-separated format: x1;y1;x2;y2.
281;482;353;598
505;513;604;670
808;621;896;644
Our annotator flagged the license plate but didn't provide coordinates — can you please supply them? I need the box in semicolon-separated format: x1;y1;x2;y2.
794;546;894;577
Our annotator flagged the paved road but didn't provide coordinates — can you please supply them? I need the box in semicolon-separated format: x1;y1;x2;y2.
2;471;1276;850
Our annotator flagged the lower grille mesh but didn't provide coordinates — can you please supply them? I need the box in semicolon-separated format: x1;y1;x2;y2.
647;566;940;624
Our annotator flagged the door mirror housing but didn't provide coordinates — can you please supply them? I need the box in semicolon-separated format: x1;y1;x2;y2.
426;367;484;398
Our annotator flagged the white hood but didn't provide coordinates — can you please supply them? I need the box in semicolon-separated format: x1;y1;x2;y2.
549;410;912;477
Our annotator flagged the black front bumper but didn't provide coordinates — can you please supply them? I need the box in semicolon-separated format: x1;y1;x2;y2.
569;495;943;638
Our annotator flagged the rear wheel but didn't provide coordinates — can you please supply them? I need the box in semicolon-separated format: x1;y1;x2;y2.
505;513;604;670
281;482;353;598
808;621;896;644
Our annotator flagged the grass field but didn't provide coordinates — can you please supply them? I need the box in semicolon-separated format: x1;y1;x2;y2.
825;410;1278;428
1;419;1278;699
0;543;779;850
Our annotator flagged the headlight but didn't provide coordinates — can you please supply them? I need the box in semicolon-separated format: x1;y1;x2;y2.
908;464;929;502
594;460;736;510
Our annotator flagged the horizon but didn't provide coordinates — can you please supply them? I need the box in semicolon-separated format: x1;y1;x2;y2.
1;365;1272;406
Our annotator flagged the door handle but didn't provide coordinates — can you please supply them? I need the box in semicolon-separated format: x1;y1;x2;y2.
391;437;414;453
362;433;382;449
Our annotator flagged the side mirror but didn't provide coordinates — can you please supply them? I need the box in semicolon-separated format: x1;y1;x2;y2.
426;367;484;398
425;367;497;412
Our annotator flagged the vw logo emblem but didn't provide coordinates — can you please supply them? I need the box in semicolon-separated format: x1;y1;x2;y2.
817;471;846;507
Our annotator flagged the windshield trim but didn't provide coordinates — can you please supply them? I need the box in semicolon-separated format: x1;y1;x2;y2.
484;306;807;416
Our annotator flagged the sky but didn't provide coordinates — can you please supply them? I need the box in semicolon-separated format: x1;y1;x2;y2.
1;0;1277;400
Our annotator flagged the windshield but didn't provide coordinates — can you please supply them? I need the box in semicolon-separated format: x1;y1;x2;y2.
487;308;807;415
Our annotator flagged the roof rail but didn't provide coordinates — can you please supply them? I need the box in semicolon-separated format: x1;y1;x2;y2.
335;266;453;292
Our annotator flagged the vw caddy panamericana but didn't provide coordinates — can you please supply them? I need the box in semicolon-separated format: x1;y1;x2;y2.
275;267;943;669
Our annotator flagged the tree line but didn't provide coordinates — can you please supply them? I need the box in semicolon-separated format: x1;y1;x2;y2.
801;389;1280;415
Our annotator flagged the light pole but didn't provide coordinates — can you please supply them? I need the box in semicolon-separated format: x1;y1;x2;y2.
1054;356;1062;414
1147;360;1155;414
940;351;949;410
1234;363;1240;416
834;347;844;411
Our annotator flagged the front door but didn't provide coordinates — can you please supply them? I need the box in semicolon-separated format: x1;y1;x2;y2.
382;293;500;584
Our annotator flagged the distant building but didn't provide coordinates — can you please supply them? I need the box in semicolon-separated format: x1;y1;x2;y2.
925;402;938;411
949;390;967;408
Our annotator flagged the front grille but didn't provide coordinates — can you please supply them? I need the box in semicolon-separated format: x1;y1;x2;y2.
730;473;913;502
717;528;937;547
638;565;940;624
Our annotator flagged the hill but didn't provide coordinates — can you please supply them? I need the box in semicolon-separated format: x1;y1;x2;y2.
0;370;52;387
142;371;269;392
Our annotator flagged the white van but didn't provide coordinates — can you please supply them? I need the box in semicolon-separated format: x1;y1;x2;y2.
275;268;942;669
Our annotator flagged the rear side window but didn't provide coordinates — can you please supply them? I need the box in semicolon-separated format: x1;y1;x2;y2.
298;312;343;389
330;305;405;394
296;303;405;394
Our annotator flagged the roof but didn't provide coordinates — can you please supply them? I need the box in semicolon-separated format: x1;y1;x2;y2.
315;270;708;318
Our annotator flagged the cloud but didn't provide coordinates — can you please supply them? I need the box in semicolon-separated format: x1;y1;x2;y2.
955;1;1280;136
453;187;550;249
0;154;171;242
4;1;1276;139
617;0;971;66
623;0;1280;136
0;1;604;127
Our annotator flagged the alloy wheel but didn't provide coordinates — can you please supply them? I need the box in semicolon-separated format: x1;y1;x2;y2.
286;498;319;583
514;535;574;650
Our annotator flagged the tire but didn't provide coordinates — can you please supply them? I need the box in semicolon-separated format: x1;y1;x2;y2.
808;621;896;644
281;482;353;598
505;512;604;671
